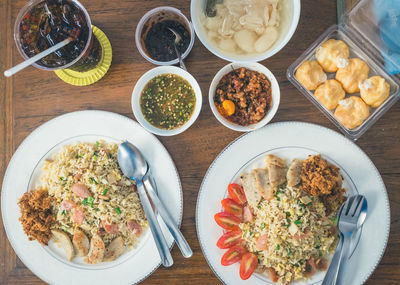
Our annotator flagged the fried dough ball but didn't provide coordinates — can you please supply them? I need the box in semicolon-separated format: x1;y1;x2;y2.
316;39;350;72
295;60;327;90
314;79;346;110
334;96;370;129
335;58;370;93
359;76;390;108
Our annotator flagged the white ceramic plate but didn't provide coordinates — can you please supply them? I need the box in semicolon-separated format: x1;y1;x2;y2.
1;110;183;285
196;122;389;285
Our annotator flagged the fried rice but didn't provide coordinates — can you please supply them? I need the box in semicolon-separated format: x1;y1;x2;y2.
40;141;148;249
240;185;338;284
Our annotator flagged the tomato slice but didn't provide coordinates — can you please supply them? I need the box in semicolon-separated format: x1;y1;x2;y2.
239;252;258;280
221;245;246;266
216;230;242;249
214;212;241;230
228;183;247;205
221;198;243;215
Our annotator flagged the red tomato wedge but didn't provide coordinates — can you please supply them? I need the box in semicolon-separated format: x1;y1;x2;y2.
221;198;243;215
214;212;241;230
228;183;247;205
239;252;258;280
216;230;242;249
221;245;246;266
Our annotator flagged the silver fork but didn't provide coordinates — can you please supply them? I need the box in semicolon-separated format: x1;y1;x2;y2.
322;195;367;285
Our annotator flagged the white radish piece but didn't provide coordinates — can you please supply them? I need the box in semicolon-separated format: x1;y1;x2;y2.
254;27;279;53
234;30;257;53
219;38;237;52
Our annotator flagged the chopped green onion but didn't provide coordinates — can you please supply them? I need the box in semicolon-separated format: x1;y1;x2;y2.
286;211;291;218
249;231;254;236
287;247;292;256
260;223;265;230
257;204;262;209
294;220;302;225
115;207;122;215
89;177;98;185
96;141;100;147
59;176;65;181
276;244;280;250
294;263;299;267
332;215;338;224
317;214;322;218
286;218;291;224
315;245;321;249
61;210;67;215
109;153;113;158
95;208;100;212
82;198;88;205
103;188;109;195
78;154;84;158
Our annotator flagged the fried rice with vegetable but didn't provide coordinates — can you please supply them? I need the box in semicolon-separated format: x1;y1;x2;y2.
40;141;148;249
240;186;338;284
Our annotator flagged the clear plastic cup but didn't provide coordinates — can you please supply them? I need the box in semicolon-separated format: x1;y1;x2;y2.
135;7;195;66
14;0;101;72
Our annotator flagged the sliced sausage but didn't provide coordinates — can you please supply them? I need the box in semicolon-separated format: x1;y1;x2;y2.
255;234;268;251
127;220;142;237
61;200;76;210
102;220;119;234
71;184;90;198
73;207;85;226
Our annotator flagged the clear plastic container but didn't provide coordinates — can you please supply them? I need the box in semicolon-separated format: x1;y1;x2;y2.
287;0;400;140
14;0;101;72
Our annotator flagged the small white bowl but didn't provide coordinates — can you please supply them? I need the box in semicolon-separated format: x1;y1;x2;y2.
132;66;202;136
190;0;301;62
135;7;195;66
209;62;280;132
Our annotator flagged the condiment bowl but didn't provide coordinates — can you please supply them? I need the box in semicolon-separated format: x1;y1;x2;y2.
190;0;300;62
209;62;280;132
135;7;195;66
132;66;202;136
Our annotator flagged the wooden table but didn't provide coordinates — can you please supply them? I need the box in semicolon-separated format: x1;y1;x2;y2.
1;0;399;284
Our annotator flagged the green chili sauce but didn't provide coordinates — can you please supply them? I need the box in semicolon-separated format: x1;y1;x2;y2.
140;74;196;130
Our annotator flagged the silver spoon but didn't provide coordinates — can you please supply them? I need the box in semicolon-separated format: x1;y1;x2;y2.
322;195;368;285
168;28;187;71
118;142;173;267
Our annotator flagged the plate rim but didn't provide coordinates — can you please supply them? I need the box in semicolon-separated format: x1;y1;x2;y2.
1;110;183;285
196;121;390;285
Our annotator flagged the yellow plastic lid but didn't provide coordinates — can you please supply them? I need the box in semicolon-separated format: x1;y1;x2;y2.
54;25;112;86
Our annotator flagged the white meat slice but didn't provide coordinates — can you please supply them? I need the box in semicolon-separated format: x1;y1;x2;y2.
103;236;124;262
72;228;90;257
51;229;74;261
287;159;304;187
240;173;262;209
266;154;287;188
84;234;105;264
253;168;274;201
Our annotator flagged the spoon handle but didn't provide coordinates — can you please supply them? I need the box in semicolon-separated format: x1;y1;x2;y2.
173;44;187;71
322;233;344;285
136;179;173;267
144;175;193;258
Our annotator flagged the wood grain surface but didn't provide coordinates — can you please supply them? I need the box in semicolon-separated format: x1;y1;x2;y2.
1;0;399;284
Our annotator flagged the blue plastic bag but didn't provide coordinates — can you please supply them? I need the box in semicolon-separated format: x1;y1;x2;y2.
374;0;400;74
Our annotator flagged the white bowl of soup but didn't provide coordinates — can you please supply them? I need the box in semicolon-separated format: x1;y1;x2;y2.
190;0;301;62
131;66;202;136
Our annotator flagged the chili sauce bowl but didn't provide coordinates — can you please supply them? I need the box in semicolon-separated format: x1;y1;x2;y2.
132;66;202;136
209;62;280;132
135;7;195;66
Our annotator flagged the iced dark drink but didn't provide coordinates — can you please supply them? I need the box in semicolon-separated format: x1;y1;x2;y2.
15;0;101;72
